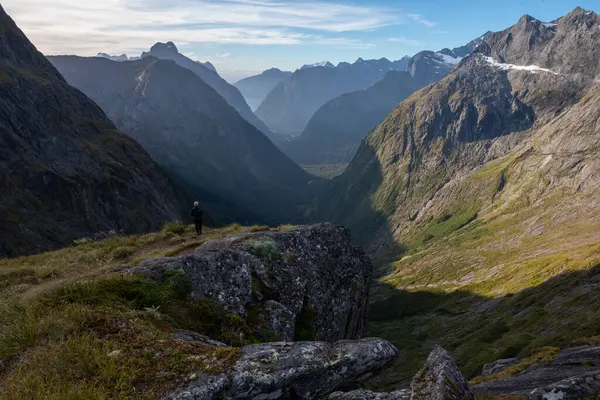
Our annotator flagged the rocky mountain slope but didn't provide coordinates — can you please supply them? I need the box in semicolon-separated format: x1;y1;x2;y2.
312;6;600;386
48;55;315;224
234;68;292;111
0;6;187;257
255;58;410;136
139;42;278;142
284;50;461;166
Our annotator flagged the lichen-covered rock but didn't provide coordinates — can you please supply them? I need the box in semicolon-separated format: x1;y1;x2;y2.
253;300;296;341
410;346;474;400
127;223;373;342
164;338;398;400
130;249;259;316
329;388;411;400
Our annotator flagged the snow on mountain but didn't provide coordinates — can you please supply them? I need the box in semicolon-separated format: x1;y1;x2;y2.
481;55;559;74
434;52;463;65
300;61;335;70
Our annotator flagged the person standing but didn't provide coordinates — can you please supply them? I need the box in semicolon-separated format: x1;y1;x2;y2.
190;201;203;235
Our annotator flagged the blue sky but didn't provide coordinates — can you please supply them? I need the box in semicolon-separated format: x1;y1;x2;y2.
4;0;599;82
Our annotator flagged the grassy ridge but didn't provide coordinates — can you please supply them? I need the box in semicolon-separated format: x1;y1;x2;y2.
0;223;284;399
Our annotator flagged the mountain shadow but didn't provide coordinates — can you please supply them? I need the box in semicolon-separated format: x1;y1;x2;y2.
367;262;600;390
48;55;318;226
307;142;406;271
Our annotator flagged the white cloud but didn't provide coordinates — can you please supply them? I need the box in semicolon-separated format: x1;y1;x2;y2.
387;37;420;46
407;13;437;28
3;0;417;55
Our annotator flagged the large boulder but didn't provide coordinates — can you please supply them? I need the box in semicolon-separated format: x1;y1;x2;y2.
164;338;398;400
410;346;474;400
126;223;373;342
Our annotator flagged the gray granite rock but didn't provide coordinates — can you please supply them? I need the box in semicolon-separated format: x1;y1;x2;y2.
164;338;398;400
410;346;474;400
127;223;373;342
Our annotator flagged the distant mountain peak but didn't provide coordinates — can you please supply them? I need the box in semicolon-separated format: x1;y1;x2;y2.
150;41;179;54
300;61;334;70
97;53;129;62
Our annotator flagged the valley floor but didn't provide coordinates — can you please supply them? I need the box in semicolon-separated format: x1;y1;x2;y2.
302;163;348;179
365;186;600;390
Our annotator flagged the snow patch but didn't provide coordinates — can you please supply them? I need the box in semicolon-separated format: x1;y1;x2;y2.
301;61;334;69
435;52;463;65
481;56;559;75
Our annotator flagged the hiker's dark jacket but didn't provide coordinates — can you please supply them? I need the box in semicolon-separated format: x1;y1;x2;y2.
190;206;203;220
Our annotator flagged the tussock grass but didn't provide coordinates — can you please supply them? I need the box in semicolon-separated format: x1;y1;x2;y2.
0;223;288;399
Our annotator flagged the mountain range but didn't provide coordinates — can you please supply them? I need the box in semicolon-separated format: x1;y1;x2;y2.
0;6;187;257
283;46;474;166
234;68;292;111
255;57;411;136
48;55;315;225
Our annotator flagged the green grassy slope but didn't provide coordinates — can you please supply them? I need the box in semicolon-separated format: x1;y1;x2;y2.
0;223;292;399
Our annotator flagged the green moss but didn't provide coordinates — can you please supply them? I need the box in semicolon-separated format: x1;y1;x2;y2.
245;237;280;260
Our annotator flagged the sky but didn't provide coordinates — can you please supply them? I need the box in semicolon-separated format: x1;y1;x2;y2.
4;0;599;82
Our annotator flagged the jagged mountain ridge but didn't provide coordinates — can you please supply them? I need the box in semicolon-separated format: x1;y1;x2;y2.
48;55;315;224
284;38;488;166
139;42;279;143
255;57;412;136
234;68;292;111
0;6;187;257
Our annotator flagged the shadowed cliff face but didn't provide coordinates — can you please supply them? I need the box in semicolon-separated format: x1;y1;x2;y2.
0;6;187;257
48;55;318;226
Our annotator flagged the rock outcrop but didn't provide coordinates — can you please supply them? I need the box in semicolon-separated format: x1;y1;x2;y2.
0;5;187;257
126;223;373;342
410;346;474;400
475;346;600;399
164;338;398;400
